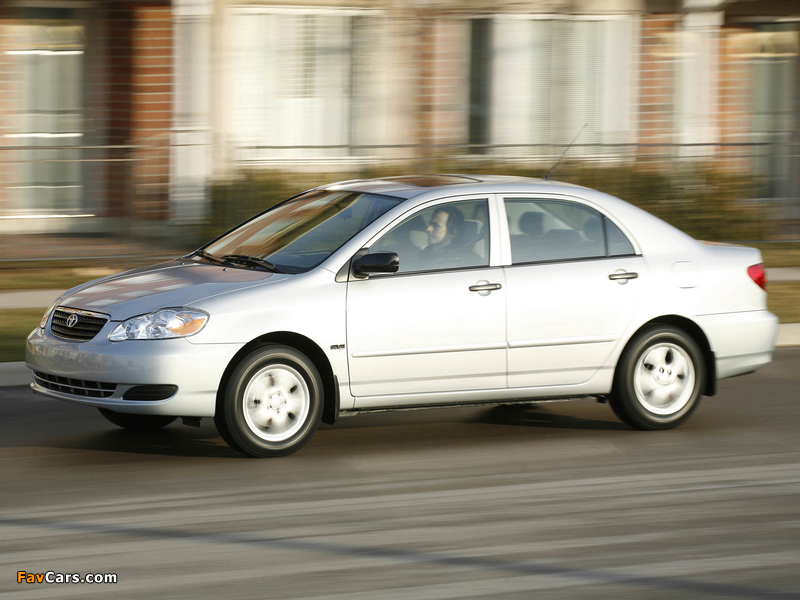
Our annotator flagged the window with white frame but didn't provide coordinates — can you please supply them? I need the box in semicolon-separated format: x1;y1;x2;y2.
3;17;84;213
469;16;639;156
750;23;798;198
227;8;385;161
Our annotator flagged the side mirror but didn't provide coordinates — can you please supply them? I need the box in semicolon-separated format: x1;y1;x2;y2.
354;252;399;276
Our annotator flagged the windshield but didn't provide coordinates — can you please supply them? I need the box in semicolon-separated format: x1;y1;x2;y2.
201;190;401;273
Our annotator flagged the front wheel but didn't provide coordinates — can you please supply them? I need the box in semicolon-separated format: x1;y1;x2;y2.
214;345;323;457
610;325;706;430
98;408;177;430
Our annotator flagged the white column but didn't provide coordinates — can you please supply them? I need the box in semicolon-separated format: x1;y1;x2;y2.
677;7;724;155
170;0;212;222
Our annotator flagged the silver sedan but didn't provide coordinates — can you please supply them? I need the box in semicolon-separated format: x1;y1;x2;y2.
26;175;778;457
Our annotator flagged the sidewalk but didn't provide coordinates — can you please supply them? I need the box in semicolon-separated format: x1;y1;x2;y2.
0;289;66;310
769;267;800;281
2;268;799;310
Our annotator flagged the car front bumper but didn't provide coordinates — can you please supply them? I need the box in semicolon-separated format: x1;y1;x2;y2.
25;326;243;417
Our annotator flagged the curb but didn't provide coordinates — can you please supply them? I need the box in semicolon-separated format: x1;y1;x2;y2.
0;362;31;387
3;324;799;388
776;323;800;348
0;289;66;310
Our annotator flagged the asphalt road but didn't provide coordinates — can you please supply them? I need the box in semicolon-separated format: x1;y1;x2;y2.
1;349;800;599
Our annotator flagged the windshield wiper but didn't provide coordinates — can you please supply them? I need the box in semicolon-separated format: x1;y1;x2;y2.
221;254;280;273
191;250;232;266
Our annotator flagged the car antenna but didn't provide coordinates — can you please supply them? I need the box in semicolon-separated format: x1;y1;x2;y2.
542;123;587;181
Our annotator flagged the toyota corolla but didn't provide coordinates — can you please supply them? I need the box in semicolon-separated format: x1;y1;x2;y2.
26;175;778;457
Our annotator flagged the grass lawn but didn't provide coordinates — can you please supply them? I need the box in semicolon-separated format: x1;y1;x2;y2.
768;282;800;324
1;283;797;364
0;265;139;292
0;309;43;363
752;243;800;268
0;255;187;291
0;269;98;292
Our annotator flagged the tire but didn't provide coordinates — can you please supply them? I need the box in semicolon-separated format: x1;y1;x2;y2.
610;325;705;430
98;408;177;430
214;345;323;457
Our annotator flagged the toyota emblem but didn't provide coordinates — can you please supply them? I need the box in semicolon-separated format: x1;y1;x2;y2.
66;314;79;328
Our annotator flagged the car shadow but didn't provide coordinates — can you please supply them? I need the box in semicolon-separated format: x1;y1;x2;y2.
47;426;242;458
33;407;629;459
468;403;630;431
5;387;629;459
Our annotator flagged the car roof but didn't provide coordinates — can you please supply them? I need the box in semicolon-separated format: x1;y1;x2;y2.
324;174;585;200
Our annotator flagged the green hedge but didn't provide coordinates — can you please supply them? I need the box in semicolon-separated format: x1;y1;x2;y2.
207;161;767;243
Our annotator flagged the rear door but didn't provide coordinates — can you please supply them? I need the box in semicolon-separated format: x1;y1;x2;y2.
501;196;645;388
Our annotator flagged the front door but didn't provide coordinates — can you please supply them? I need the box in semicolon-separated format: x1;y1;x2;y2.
346;198;506;398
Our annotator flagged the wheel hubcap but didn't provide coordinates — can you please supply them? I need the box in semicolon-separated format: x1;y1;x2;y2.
633;343;695;415
243;364;310;441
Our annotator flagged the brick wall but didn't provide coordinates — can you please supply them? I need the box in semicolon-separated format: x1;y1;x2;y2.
718;25;753;170
638;16;681;157
429;18;469;148
95;2;173;222
106;4;134;219
131;5;172;220
638;16;758;172
415;12;471;157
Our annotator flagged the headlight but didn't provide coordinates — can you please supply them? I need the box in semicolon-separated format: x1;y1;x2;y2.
109;308;209;341
40;301;60;329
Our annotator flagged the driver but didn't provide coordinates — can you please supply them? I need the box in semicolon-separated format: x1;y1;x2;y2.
420;206;479;267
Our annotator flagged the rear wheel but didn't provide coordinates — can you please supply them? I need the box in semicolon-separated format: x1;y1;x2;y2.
98;408;177;430
214;345;323;457
610;325;705;430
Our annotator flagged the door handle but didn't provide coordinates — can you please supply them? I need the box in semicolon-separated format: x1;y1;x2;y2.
469;282;502;292
608;272;638;281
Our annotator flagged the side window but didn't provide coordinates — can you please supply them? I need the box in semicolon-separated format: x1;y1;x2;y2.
605;217;635;256
371;199;490;273
506;199;606;264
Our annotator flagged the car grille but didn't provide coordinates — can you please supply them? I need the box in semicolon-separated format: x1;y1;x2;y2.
51;308;109;341
33;371;116;398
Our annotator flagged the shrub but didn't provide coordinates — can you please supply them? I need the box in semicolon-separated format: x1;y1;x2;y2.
207;161;767;243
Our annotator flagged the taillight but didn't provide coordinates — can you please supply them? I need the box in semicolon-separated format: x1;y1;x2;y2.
748;263;766;291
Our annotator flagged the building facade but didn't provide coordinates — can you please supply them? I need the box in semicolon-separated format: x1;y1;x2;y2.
0;0;798;235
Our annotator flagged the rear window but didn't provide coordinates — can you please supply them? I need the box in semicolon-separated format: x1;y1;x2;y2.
505;198;636;264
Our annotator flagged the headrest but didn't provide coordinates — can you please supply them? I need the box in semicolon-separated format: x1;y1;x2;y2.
544;228;581;244
393;214;428;241
452;218;480;250
584;216;602;241
519;211;543;236
462;219;480;238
